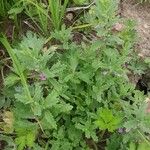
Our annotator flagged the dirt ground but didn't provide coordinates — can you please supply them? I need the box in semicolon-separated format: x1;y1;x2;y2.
121;0;150;58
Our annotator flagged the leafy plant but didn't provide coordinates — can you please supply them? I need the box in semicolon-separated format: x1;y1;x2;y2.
138;0;150;3
48;0;69;30
0;0;16;18
0;0;150;149
73;0;88;5
9;0;69;34
95;108;122;132
23;0;50;34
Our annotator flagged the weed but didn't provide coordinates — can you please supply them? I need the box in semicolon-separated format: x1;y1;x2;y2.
0;0;17;19
138;0;150;3
48;0;69;30
9;0;69;34
0;0;149;149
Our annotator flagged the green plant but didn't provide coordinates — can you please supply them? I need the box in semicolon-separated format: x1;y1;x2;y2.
138;0;150;3
48;0;69;30
0;0;24;31
7;0;50;35
23;0;50;34
0;0;19;19
95;108;122;132
0;0;150;149
73;0;89;5
9;0;69;34
0;0;9;18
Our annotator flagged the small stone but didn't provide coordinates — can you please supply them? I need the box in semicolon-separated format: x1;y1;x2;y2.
112;23;124;32
143;24;149;29
145;97;150;103
138;53;144;58
66;12;74;21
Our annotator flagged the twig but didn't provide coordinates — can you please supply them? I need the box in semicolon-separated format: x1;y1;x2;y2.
91;140;98;150
66;1;95;12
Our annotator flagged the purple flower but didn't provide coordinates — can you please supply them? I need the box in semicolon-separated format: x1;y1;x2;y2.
39;73;47;81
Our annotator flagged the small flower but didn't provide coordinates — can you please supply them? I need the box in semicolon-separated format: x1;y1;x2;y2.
39;73;47;81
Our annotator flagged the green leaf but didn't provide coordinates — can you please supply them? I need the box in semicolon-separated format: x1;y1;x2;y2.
14;119;37;150
137;142;150;150
19;31;45;54
15;92;30;104
26;132;36;148
15;136;26;150
32;102;42;116
46;61;66;78
44;90;59;108
13;102;33;119
5;73;20;87
95;108;122;132
77;71;92;84
55;102;73;113
33;84;44;102
15;132;35;150
44;110;57;129
73;0;88;5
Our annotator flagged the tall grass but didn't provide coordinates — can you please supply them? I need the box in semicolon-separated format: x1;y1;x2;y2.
23;0;50;34
0;0;15;18
48;0;69;30
19;0;69;34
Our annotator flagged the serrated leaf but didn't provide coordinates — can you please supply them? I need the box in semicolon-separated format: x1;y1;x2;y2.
15;136;26;150
14;102;33;119
55;102;73;113
77;71;91;84
46;61;66;78
5;74;20;87
15;132;35;150
95;108;122;132
32;102;42;116
69;54;78;72
20;31;45;55
26;132;35;148
44;90;59;108
15;92;30;104
50;140;60;150
44;110;57;129
33;84;43;102
123;120;138;130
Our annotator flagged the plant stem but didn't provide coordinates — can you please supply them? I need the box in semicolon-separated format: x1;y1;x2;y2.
92;140;98;150
99;130;105;141
0;36;32;102
72;23;93;30
137;130;150;146
66;1;95;12
0;35;45;134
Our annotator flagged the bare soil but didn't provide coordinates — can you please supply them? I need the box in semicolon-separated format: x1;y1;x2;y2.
121;0;150;58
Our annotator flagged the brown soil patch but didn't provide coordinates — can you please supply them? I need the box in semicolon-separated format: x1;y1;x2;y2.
121;0;150;58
